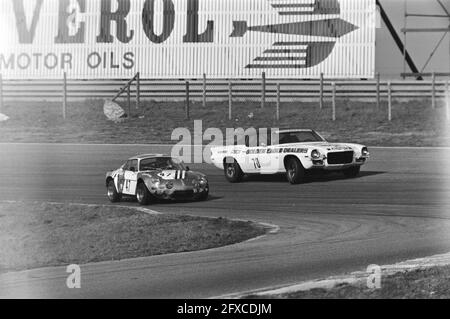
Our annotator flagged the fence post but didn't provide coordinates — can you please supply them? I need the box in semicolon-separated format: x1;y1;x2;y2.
0;74;3;114
202;73;207;108
320;73;324;109
185;81;190;120
261;72;266;109
376;72;380;109
62;72;67;120
276;82;280;121
431;73;436;109
332;82;336;121
136;72;140;110
127;84;131;116
388;81;392;121
228;81;232;120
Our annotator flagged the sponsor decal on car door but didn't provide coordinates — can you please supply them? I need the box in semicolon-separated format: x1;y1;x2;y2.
123;171;138;195
246;146;280;174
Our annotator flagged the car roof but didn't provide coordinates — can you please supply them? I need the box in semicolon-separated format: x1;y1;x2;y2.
275;129;314;134
128;154;170;160
244;129;314;135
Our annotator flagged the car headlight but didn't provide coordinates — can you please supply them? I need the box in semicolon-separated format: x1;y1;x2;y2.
150;177;161;184
165;181;174;189
311;150;321;160
193;177;208;187
361;147;369;157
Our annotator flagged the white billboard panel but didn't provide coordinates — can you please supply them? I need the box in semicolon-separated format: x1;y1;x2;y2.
0;0;376;79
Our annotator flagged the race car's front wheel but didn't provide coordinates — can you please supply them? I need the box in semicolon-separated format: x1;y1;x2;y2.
107;180;121;203
136;182;152;205
343;166;361;178
286;158;305;184
224;159;243;183
195;188;209;201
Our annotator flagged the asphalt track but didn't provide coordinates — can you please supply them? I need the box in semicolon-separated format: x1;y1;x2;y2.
0;144;450;298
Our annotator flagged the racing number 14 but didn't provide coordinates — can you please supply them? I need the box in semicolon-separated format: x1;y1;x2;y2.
125;179;131;191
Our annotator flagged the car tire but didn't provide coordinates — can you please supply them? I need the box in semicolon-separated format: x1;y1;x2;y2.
343;166;361;178
107;180;121;203
136;182;152;206
195;188;209;201
285;157;305;184
224;159;243;183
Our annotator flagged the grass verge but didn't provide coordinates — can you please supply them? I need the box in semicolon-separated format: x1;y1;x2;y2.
0;99;448;146
248;266;450;299
0;201;266;273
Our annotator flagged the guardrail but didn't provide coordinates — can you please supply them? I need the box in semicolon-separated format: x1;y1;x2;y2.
0;73;449;121
1;77;449;101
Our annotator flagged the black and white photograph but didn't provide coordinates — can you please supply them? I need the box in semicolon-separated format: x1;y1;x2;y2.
0;0;450;306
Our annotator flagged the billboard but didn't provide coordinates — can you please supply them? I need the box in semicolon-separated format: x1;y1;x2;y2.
0;0;376;79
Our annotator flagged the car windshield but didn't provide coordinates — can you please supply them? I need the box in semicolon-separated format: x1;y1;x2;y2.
139;157;185;171
276;131;325;144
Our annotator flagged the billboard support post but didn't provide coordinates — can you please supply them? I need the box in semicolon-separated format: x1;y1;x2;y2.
229;81;232;120
276;83;281;121
376;72;380;109
388;82;392;121
320;73;324;109
203;74;207;108
127;85;131;116
332;82;336;121
261;72;266;109
185;81;190;120
432;73;436;109
62;72;67;120
446;81;450;121
136;72;140;110
0;74;3;114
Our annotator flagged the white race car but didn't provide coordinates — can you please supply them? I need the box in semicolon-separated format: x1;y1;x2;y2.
210;129;369;184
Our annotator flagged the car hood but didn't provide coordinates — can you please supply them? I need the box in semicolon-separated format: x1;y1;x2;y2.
276;142;357;152
140;169;206;181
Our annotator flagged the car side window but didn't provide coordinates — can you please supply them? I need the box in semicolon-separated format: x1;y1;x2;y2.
122;161;130;171
123;160;138;172
128;160;138;172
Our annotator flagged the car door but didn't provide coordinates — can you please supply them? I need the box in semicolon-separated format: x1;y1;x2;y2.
246;131;280;174
240;135;261;173
122;159;138;195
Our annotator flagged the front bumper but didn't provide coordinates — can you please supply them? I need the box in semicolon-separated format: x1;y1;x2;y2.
309;156;368;171
150;182;209;200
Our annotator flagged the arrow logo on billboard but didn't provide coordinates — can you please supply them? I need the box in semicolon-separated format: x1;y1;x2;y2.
230;19;358;38
231;0;359;69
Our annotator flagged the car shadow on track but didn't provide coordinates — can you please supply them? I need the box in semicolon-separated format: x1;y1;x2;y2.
241;171;386;184
118;194;224;205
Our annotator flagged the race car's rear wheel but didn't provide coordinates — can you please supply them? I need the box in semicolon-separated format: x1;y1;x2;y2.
136;182;152;205
285;158;305;184
107;180;121;203
343;166;361;178
224;159;243;183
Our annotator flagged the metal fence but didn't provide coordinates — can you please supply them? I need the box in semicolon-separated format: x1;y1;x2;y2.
1;76;449;102
1;74;449;122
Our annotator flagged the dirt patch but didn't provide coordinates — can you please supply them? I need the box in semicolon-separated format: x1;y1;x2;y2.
0;202;266;273
0;99;448;146
247;266;450;299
